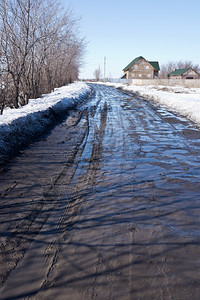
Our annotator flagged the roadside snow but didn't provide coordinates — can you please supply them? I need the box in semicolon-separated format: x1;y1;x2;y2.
1;82;91;125
103;82;200;128
0;82;92;163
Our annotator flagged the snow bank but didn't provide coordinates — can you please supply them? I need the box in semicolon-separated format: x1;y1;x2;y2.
0;82;92;164
103;82;200;128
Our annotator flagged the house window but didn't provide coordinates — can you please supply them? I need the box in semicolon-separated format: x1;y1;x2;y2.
148;74;151;78
146;66;149;69
139;74;142;78
134;65;138;70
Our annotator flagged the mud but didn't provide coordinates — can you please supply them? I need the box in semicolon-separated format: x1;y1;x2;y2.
0;84;200;299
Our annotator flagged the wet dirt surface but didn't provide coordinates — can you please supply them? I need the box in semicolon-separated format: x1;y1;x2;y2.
0;84;200;299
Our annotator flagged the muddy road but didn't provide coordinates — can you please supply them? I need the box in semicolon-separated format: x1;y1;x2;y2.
0;84;200;299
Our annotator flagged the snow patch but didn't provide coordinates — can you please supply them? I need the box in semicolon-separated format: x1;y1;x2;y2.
0;82;92;163
102;82;200;127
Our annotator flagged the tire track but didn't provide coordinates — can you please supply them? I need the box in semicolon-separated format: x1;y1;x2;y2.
1;84;200;299
0;109;89;293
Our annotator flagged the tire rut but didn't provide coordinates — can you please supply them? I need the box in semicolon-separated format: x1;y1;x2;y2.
1;84;200;299
0;109;89;290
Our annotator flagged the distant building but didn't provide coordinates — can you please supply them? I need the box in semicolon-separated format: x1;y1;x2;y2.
168;68;199;79
122;56;160;79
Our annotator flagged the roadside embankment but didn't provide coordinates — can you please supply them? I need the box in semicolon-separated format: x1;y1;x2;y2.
0;82;92;165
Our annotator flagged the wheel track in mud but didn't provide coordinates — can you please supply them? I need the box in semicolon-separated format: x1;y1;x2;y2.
0;87;108;298
1;84;200;299
0;108;90;289
34;94;109;297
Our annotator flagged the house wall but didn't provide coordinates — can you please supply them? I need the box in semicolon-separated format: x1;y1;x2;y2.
169;75;182;80
169;69;199;80
181;69;199;79
127;58;155;79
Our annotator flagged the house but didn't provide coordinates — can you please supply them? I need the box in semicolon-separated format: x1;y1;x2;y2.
168;68;199;79
122;56;160;79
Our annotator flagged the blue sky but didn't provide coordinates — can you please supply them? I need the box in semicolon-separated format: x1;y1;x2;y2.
61;0;200;79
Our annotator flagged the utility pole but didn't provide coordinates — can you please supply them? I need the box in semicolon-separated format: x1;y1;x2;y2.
104;56;106;82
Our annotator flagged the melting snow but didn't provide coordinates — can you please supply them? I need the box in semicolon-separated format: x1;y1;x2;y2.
104;82;200;127
0;82;91;162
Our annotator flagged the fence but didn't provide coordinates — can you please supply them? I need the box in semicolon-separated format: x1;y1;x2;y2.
107;78;132;84
107;78;200;88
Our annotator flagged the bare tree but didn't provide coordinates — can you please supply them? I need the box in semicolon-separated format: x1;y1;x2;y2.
160;60;200;78
0;0;34;107
0;0;85;112
93;67;102;81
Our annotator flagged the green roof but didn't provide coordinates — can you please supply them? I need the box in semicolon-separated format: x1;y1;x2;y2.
168;68;190;76
123;56;160;71
123;56;145;71
148;61;160;71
